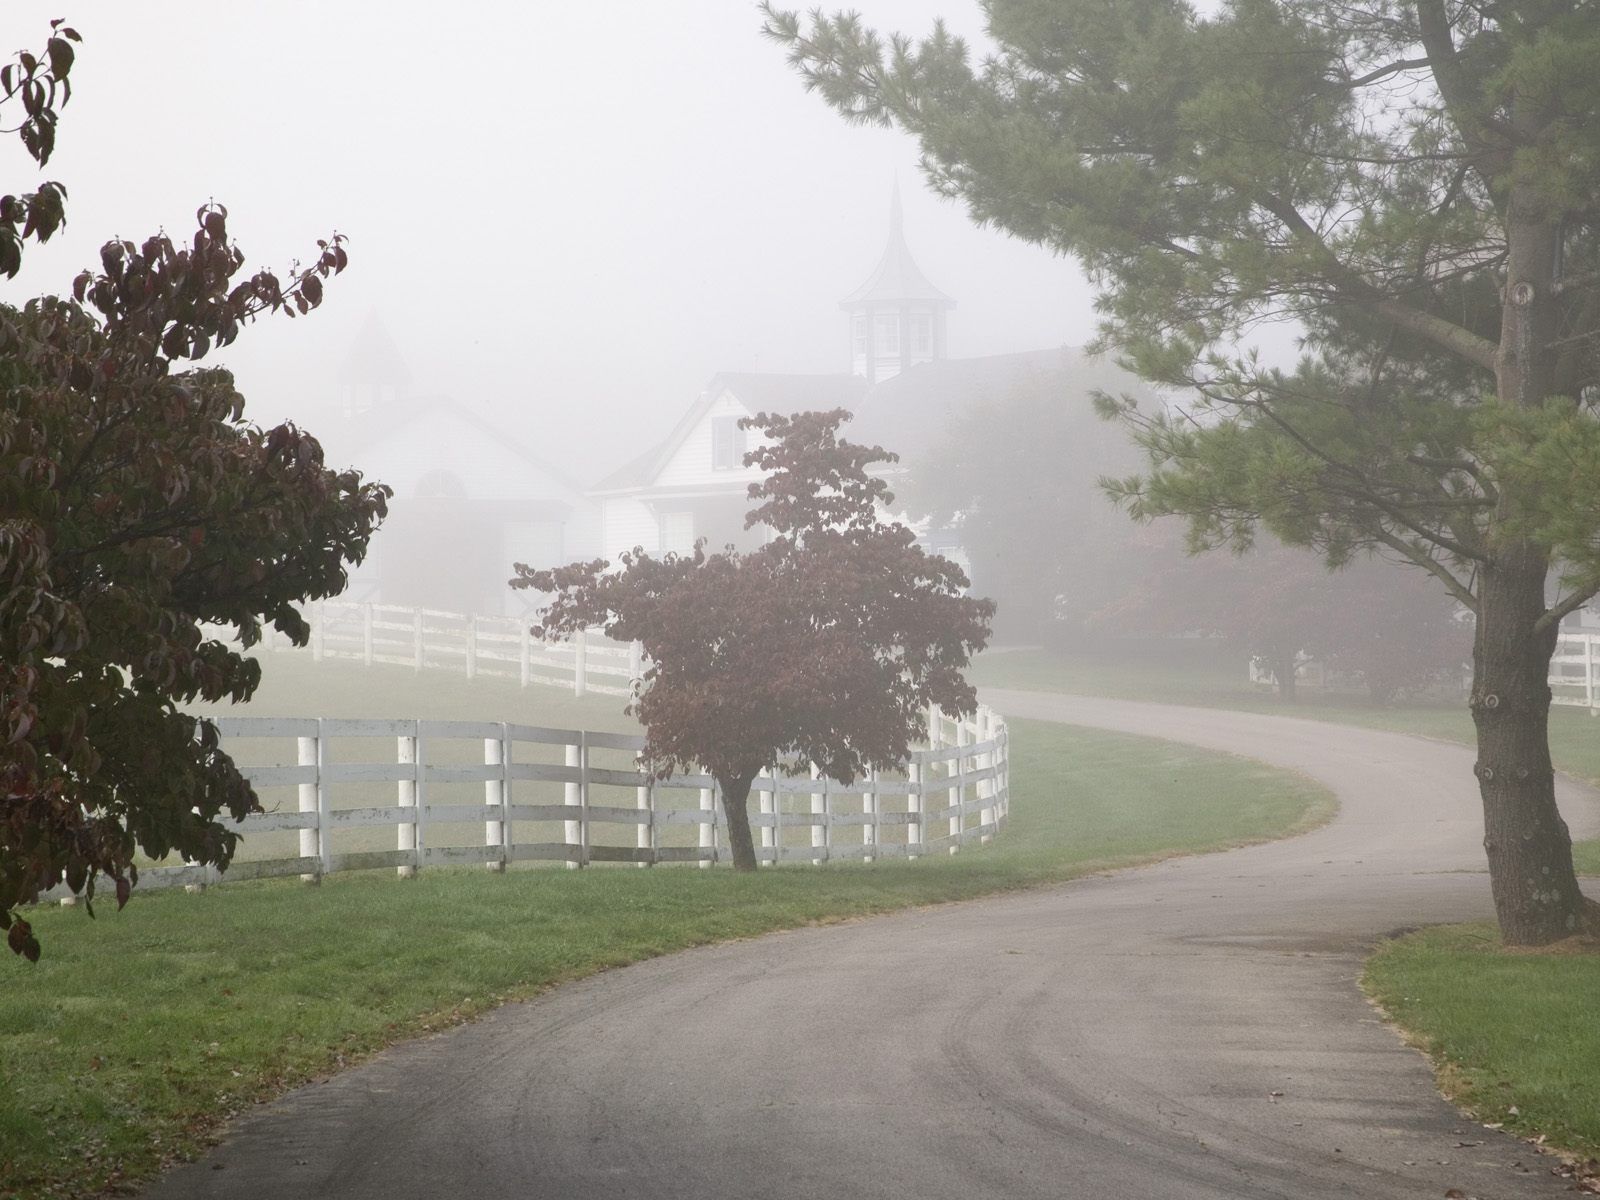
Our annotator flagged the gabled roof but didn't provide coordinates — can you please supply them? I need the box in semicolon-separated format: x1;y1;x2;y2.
839;183;954;310
590;371;868;494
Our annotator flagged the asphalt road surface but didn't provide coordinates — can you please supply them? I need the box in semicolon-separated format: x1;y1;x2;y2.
145;691;1600;1200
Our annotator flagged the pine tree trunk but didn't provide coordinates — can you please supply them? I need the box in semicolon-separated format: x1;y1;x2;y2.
1471;547;1590;945
718;772;759;872
1478;205;1595;944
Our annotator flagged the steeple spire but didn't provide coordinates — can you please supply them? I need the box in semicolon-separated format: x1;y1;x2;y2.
840;181;955;382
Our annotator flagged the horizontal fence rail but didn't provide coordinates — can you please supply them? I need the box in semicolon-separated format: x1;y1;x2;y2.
1551;631;1600;714
51;707;1009;896
261;600;640;698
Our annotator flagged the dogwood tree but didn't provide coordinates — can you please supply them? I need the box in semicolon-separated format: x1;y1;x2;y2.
513;409;993;870
1;22;388;960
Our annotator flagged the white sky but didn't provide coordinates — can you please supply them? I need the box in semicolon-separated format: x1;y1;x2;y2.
4;2;1101;479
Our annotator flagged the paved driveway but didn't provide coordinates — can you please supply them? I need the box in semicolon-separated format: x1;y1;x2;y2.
144;692;1600;1199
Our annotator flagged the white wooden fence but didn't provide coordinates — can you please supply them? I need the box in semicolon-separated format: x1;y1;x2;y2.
263;600;639;698
1551;630;1600;713
1249;630;1597;712
65;706;1008;895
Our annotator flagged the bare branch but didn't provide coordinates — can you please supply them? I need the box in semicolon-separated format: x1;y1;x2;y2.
1371;528;1480;612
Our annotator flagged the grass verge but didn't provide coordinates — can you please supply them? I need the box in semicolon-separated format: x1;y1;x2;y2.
1364;925;1600;1163
1;718;1331;1199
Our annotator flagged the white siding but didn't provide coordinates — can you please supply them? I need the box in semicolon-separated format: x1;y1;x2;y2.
603;497;660;560
654;391;768;489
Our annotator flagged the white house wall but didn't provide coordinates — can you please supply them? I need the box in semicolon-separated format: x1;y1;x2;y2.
603;497;660;560
654;391;769;490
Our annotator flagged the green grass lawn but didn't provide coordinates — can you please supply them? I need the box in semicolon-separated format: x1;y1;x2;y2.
1;713;1331;1200
1365;925;1600;1160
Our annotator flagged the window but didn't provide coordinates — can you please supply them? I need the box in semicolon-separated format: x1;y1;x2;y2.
661;510;694;556
852;314;868;356
712;415;747;470
909;314;932;355
875;313;900;354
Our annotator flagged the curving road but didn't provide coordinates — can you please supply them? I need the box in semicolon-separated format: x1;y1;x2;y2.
145;691;1600;1200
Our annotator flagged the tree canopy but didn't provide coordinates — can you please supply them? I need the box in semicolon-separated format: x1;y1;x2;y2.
1;23;389;960
513;409;993;871
764;0;1600;943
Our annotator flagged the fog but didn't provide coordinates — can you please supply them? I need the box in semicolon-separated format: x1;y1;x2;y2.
5;1;1099;480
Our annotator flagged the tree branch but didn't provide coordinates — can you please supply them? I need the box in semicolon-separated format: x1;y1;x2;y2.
1536;577;1600;635
1255;191;1500;372
1371;527;1480;613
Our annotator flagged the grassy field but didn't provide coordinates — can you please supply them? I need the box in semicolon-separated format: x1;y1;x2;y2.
1365;925;1600;1160
1;685;1332;1199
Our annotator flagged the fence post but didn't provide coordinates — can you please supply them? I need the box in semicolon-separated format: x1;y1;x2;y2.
907;761;923;860
949;711;965;854
810;763;826;865
564;740;582;870
1588;634;1597;714
699;784;715;868
863;768;877;864
520;625;531;688
978;711;995;844
397;726;420;878
637;770;653;867
412;611;424;672
758;774;775;867
629;640;643;685
579;732;591;867
298;726;322;884
992;711;1003;834
484;728;506;872
574;631;588;697
466;616;479;681
363;604;374;666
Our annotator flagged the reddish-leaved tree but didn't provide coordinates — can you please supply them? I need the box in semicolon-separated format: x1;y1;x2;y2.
1;22;389;961
512;409;993;870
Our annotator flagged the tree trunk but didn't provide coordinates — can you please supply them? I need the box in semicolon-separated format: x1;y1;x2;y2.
718;771;759;872
1471;547;1590;945
1273;648;1298;703
1477;204;1594;944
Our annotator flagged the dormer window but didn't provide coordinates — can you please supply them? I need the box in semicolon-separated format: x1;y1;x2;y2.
712;416;747;470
